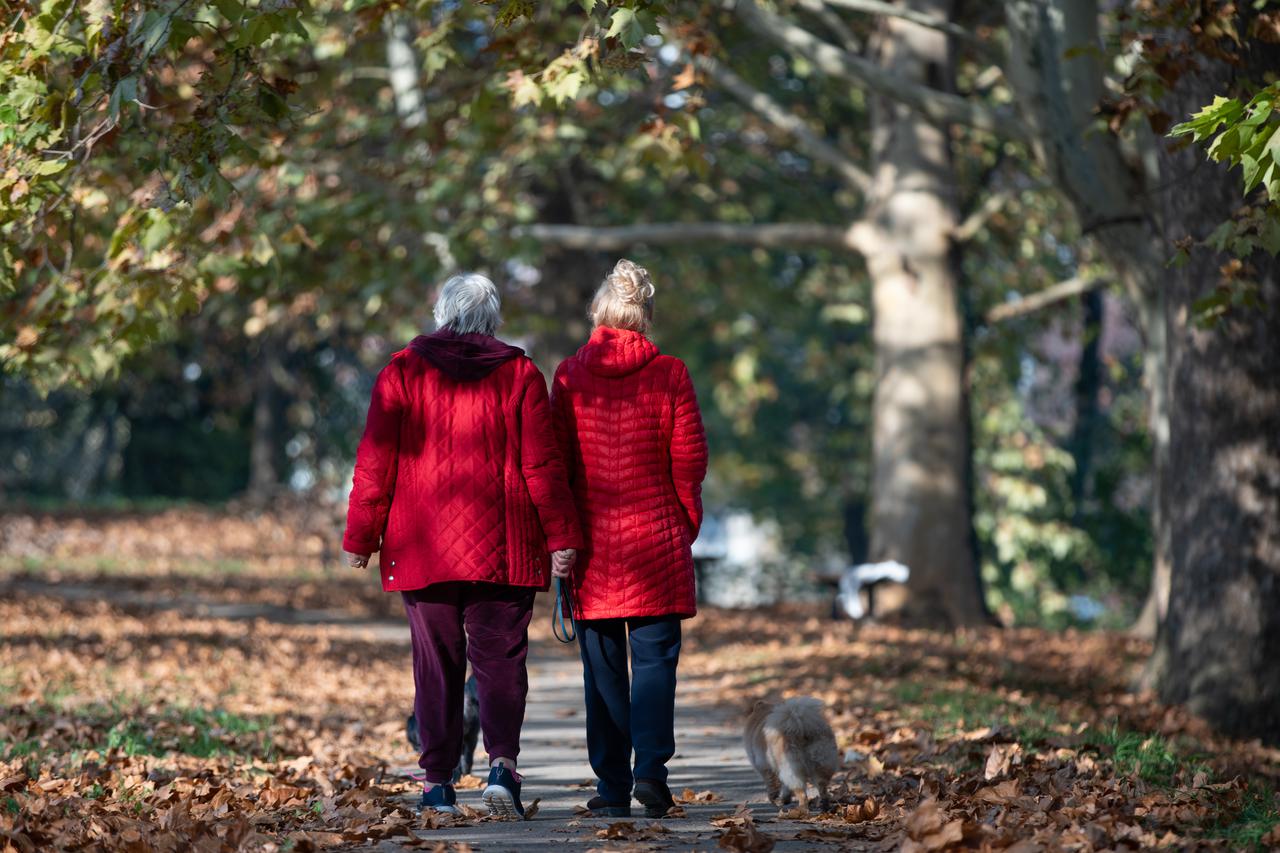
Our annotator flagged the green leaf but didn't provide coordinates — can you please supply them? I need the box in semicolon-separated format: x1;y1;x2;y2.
1207;125;1244;164
1258;214;1280;255
141;213;173;253
134;10;171;57
1170;95;1244;142
606;8;645;50
578;0;596;12
31;158;68;176
257;85;288;120
213;0;243;22
545;68;585;104
1242;100;1273;127
108;76;138;122
1242;153;1264;193
495;0;535;27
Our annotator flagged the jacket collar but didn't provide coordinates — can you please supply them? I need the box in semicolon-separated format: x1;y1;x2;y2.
576;326;660;377
407;329;524;381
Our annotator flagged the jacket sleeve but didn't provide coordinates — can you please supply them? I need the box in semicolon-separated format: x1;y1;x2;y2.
342;360;406;554
670;360;709;536
520;363;585;551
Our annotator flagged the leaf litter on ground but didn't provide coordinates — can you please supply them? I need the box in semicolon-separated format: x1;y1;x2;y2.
3;507;1280;850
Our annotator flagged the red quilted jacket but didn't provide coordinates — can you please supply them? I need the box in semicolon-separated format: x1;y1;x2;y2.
551;326;709;620
343;330;583;593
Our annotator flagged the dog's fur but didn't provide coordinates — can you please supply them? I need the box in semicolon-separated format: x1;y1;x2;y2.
743;697;839;813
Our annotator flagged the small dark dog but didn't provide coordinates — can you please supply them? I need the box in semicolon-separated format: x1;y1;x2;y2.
407;674;481;783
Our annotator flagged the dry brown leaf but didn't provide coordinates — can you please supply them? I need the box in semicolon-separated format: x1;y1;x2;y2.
983;742;1023;780
595;820;671;841
717;820;775;853
975;779;1020;803
672;63;697;90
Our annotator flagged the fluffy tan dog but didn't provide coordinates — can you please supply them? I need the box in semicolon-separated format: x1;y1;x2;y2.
743;697;840;813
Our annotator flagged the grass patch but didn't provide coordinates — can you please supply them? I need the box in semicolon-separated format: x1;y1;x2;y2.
1210;783;1280;850
102;707;275;759
1088;726;1211;787
0;668;19;699
6;703;279;769
4;554;258;578
892;683;1064;745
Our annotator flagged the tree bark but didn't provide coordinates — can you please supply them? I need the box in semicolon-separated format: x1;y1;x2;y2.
247;336;284;500
857;0;989;628
520;173;607;370
384;12;427;129
1152;29;1280;744
1069;287;1102;516
1001;0;1171;639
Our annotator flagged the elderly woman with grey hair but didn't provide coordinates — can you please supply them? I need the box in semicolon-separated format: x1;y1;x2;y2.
342;273;583;817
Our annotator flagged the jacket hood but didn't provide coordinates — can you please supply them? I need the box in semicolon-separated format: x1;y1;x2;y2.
407;329;524;381
576;326;660;377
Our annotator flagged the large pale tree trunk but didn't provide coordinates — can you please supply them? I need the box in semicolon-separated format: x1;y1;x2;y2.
856;0;988;628
1151;28;1280;745
1002;0;1171;639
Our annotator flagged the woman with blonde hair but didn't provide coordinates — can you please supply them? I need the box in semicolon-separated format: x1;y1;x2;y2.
551;259;709;817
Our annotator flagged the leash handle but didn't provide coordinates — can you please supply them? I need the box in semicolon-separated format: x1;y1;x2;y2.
552;576;577;644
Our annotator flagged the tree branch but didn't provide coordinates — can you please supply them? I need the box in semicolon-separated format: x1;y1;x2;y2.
736;0;1032;142
985;277;1105;324
795;0;862;50
820;0;983;45
512;222;861;252
953;187;1014;242
689;50;872;192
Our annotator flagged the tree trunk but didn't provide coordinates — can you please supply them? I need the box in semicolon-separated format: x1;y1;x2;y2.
1002;0;1171;639
1069;287;1102;516
1152;29;1280;744
858;0;989;628
521;170;608;371
384;12;427;129
247;337;284;500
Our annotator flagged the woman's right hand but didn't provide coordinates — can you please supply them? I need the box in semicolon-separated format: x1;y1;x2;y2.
550;548;577;578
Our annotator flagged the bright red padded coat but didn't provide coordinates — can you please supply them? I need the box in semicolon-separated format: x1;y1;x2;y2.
343;331;583;593
551;326;709;620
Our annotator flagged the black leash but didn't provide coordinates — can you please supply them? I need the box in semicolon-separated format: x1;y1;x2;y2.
552;577;578;643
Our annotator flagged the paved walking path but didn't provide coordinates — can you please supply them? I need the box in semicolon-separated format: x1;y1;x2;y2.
7;577;883;851
394;641;885;852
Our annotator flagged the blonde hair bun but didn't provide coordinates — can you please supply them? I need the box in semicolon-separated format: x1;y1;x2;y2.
607;259;655;306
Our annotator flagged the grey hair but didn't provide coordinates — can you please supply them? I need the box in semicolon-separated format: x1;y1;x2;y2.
433;272;501;335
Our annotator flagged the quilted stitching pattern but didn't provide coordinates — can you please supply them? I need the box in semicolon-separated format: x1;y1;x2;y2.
343;347;583;592
551;327;709;620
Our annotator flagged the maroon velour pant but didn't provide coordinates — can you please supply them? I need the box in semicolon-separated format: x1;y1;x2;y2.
402;581;536;783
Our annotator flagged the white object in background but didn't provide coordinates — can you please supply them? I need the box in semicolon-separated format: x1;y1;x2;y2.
837;561;911;620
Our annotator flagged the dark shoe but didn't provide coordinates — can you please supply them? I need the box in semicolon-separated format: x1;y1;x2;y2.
483;764;525;818
419;783;459;814
633;778;675;818
586;795;631;817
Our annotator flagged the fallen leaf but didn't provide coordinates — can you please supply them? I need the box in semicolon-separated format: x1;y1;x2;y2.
718;821;775;853
984;742;1023;780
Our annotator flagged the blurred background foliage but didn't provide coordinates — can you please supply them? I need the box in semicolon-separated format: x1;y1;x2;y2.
1;0;1169;626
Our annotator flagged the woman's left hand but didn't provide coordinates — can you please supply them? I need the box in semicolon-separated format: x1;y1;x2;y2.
551;548;577;578
345;551;370;569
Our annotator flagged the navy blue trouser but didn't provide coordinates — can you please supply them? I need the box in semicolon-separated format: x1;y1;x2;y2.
578;616;682;804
